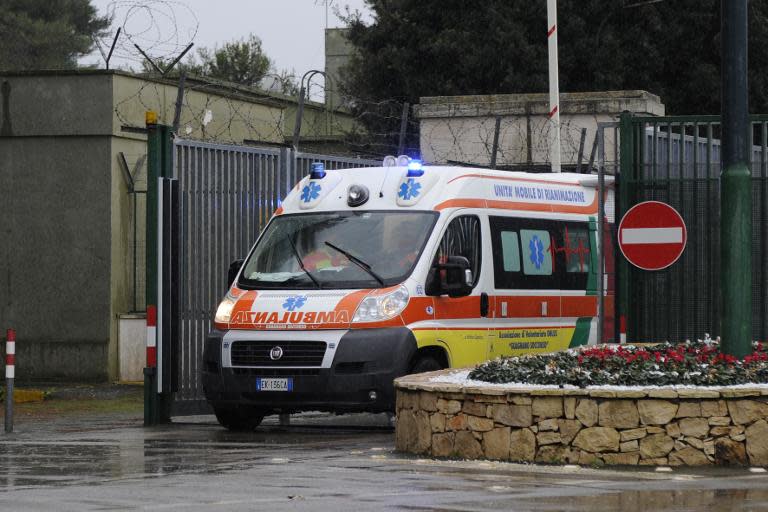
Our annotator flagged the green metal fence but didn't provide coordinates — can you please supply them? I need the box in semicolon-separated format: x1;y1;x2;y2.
619;114;768;343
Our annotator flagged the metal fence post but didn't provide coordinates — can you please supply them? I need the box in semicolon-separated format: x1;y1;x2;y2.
144;113;173;425
490;116;501;169
617;112;634;344
5;329;14;433
292;87;306;151
397;102;410;156
145;112;160;426
597;126;605;343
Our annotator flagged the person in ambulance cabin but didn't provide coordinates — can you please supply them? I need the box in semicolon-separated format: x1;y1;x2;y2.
301;246;348;272
397;237;419;270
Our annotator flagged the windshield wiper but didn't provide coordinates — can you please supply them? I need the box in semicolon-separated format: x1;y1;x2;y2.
287;236;321;288
324;241;385;286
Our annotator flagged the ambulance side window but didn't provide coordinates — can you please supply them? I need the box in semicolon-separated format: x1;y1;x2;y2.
520;229;554;276
490;216;592;290
433;215;481;287
500;232;521;271
490;217;520;288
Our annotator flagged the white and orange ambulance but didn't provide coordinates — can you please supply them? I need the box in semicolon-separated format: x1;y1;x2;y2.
202;160;612;430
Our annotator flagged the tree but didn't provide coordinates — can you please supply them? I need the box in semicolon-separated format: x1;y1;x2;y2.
341;0;768;153
141;34;299;95
0;0;109;70
144;35;272;86
194;34;271;87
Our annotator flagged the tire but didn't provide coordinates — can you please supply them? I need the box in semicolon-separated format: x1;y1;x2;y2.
409;355;444;374
214;407;266;431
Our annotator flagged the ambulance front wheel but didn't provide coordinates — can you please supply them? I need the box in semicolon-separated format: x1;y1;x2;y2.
214;406;267;431
409;355;444;374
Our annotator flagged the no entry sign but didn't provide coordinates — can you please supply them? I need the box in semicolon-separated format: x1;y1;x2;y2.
618;201;687;270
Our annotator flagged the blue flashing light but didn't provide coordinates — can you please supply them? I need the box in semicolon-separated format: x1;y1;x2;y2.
310;162;326;179
406;160;424;177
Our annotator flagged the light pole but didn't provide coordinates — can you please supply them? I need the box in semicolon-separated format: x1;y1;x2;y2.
720;0;752;357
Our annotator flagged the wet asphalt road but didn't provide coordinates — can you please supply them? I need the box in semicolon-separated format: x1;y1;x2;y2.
2;407;768;511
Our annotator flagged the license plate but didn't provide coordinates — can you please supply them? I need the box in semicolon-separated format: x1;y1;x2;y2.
256;377;293;391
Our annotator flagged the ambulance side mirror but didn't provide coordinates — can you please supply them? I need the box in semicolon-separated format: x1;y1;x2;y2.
425;256;473;298
227;259;245;288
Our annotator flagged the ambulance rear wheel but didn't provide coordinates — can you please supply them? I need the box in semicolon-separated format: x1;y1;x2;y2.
409;355;444;374
214;407;266;431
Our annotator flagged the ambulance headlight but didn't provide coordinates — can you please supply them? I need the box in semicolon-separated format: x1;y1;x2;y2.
352;285;409;323
214;291;238;324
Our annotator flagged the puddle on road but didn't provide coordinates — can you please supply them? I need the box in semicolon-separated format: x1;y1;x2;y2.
0;422;395;491
1;418;768;512
0;438;302;489
512;487;768;511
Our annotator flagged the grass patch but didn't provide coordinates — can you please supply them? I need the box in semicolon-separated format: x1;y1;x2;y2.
14;390;143;419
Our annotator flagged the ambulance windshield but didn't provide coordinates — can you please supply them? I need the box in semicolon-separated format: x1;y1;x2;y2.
238;211;438;289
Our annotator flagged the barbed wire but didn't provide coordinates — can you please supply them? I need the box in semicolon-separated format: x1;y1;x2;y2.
419;114;618;169
111;63;621;169
91;1;621;168
95;0;199;67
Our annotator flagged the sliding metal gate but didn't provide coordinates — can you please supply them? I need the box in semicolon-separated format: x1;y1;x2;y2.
170;140;379;415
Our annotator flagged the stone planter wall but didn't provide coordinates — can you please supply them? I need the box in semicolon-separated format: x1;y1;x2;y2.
395;373;768;466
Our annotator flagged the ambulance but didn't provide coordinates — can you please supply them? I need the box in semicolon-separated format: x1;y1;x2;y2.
202;160;613;430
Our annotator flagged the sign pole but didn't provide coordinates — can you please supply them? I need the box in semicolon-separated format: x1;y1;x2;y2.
546;0;561;172
720;0;752;357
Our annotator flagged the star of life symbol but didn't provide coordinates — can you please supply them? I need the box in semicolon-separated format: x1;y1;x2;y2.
301;182;321;203
282;296;307;311
398;178;422;200
529;235;545;269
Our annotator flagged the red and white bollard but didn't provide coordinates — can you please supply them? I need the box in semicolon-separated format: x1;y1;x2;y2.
146;305;157;368
619;315;627;345
5;329;14;433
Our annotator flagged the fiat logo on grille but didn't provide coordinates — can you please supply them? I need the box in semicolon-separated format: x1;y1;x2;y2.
269;346;284;361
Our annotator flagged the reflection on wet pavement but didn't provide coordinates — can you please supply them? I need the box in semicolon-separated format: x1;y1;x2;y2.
0;409;768;511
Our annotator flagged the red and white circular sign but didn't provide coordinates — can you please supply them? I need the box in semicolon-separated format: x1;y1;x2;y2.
618;201;687;271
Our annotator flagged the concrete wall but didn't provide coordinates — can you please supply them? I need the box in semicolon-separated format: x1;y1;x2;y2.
0;70;360;382
112;73;288;144
415;90;665;169
325;28;354;111
0;138;113;380
111;72;356;147
0;73;117;381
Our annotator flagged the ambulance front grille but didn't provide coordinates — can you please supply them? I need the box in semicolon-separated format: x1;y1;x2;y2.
230;340;326;367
